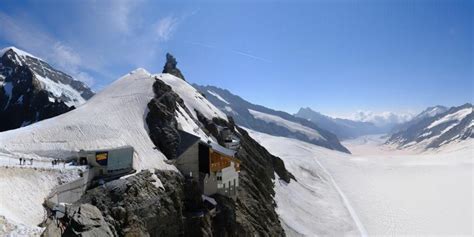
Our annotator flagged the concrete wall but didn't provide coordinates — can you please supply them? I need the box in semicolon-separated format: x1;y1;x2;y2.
47;170;94;205
176;142;200;180
203;172;218;195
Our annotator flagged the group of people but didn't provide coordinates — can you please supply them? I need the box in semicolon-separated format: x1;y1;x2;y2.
51;159;65;167
19;158;33;165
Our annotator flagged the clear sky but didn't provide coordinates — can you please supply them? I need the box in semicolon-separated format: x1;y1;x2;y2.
0;0;472;118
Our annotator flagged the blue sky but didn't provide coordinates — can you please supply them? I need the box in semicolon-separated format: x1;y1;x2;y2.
0;0;472;118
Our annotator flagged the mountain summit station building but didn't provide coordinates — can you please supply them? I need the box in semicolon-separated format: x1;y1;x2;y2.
175;130;241;198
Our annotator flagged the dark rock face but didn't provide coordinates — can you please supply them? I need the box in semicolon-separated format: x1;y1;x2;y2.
194;112;294;236
62;204;115;236
145;78;294;235
162;53;185;80
0;48;93;132
231;127;290;236
77;170;187;236
146;78;182;159
194;85;350;153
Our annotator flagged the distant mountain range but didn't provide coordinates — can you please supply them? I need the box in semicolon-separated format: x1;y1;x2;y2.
387;103;473;149
0;47;93;131
194;85;350;153
294;107;384;139
390;105;448;134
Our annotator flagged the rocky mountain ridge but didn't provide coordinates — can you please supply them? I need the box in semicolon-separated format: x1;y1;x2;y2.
0;47;93;132
194;85;350;153
295;107;383;139
386;103;473;149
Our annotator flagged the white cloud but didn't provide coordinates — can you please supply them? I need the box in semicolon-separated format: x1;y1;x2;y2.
105;0;143;34
154;16;180;42
350;110;414;127
0;12;96;86
0;2;195;88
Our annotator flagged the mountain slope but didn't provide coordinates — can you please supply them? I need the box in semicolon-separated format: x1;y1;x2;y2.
194;85;350;153
0;68;170;170
0;47;93;131
390;105;448;134
387;103;473;149
295;107;382;139
0;62;294;236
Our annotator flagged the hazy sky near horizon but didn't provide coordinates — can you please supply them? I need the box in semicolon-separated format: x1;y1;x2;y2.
0;0;472;118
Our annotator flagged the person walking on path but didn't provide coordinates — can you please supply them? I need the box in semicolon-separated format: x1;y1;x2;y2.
19;158;22;165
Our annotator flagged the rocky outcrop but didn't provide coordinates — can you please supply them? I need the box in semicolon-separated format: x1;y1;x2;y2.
146;78;182;159
42;204;114;237
162;53;185;80
194;111;294;236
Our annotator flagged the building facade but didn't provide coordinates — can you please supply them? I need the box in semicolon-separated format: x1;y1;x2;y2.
76;146;134;177
176;130;241;198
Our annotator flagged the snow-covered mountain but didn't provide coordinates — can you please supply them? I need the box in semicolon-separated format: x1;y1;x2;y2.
0;55;294;235
194;85;350;153
295;107;383;139
0;47;93;132
387;103;473;149
390;105;448;134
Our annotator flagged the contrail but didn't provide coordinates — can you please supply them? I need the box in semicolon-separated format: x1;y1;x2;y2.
186;41;271;63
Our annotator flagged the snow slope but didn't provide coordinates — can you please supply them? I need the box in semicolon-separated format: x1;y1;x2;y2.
0;70;230;234
251;130;473;236
248;109;325;141
247;129;359;236
159;74;228;122
427;107;472;129
0;68;172;171
0;69;173;234
207;90;230;105
388;104;473;150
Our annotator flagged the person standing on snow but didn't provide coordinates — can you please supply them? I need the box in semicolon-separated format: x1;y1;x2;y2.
19;158;22;165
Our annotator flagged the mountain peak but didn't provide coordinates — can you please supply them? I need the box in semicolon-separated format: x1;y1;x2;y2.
162;53;185;80
1;46;42;60
0;46;94;131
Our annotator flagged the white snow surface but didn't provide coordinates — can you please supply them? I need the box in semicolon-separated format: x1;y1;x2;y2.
0;165;81;236
0;68;173;171
428;107;472;129
158;74;228;121
252;130;473;236
0;46;42;60
247;129;360;236
35;74;86;107
0;69;230;234
207;90;230;105
248;109;325;141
